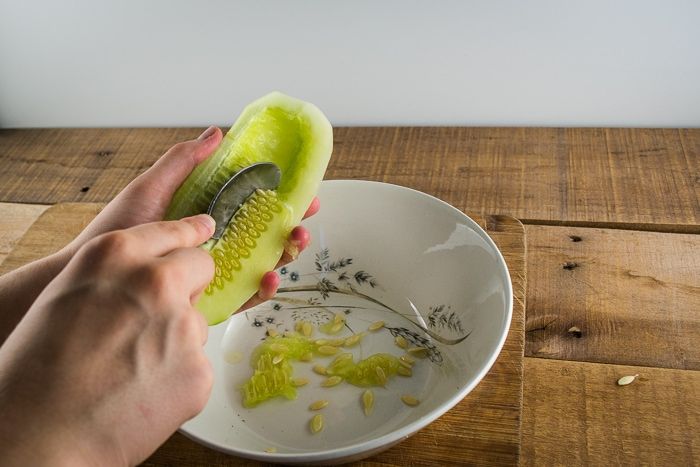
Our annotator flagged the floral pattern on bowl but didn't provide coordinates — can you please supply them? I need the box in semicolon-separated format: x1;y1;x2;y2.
246;246;471;365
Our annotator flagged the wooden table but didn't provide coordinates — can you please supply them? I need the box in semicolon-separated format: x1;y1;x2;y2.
1;128;698;465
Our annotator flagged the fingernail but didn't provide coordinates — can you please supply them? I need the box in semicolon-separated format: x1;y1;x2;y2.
257;271;279;300
289;226;307;244
185;214;216;235
197;125;217;141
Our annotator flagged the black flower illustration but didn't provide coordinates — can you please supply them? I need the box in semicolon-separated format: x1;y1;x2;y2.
427;305;465;334
354;270;377;288
386;326;443;364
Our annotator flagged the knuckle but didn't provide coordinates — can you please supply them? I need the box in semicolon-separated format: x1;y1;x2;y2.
161;220;192;244
82;231;131;265
139;263;177;299
120;177;149;200
176;311;200;340
160;220;182;236
187;356;213;412
114;303;149;330
169;141;198;158
194;249;215;277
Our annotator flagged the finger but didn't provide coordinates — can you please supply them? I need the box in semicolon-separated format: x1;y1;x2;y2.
126;215;215;256
135;126;223;199
303;197;320;219
192;308;209;345
162;246;215;297
277;226;311;268
238;271;280;312
190;284;208;305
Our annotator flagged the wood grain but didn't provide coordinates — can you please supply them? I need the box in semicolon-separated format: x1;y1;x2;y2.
524;225;700;370
1;128;698;228
0;203;102;275
0;204;526;466
0;202;48;267
521;357;700;466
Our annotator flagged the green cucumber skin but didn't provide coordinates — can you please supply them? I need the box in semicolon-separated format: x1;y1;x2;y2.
165;92;333;324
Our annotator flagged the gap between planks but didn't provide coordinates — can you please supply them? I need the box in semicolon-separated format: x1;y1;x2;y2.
523;354;700;372
522;218;700;235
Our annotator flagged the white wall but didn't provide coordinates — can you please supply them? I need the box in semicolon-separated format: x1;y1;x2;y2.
1;0;699;128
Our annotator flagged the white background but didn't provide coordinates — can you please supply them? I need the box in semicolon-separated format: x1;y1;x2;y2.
1;0;699;128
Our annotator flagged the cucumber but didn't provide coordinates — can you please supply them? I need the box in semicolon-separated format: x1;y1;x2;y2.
165;92;333;324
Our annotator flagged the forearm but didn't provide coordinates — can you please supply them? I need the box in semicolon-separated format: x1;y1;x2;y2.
0;249;70;345
0;416;88;467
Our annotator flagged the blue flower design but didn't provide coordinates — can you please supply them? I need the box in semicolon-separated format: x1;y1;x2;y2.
273;303;282;311
290;271;299;282
280;267;288;275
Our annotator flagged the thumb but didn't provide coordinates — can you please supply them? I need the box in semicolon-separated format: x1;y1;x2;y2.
137;126;223;199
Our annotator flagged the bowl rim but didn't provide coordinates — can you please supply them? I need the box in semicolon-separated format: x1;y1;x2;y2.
179;179;514;463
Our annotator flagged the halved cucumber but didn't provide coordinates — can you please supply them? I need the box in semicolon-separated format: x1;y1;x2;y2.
165;92;333;324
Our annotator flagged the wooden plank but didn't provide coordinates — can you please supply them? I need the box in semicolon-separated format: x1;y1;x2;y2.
1;128;698;227
0;204;525;466
521;357;700;466
525;225;700;370
0;128;202;205
0;203;48;266
334;127;700;229
0;203;103;275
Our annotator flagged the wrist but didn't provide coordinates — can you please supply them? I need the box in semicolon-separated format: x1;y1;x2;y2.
0;246;75;345
54;241;78;270
0;392;124;467
0;404;88;467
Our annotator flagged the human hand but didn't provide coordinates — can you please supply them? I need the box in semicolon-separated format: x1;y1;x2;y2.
0;216;218;465
69;126;319;297
69;127;224;246
69;126;318;251
0;127;318;343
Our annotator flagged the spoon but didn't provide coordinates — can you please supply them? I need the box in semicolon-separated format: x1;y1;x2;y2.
206;162;281;240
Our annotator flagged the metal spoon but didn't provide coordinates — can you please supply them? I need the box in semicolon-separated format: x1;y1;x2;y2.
206;162;281;240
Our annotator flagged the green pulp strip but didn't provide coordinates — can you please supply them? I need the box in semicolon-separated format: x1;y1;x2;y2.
326;353;400;387
241;335;402;407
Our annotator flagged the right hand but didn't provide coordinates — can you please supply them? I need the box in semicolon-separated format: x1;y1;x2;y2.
0;215;216;466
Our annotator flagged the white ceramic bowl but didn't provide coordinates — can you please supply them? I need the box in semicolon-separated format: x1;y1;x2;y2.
181;180;512;464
